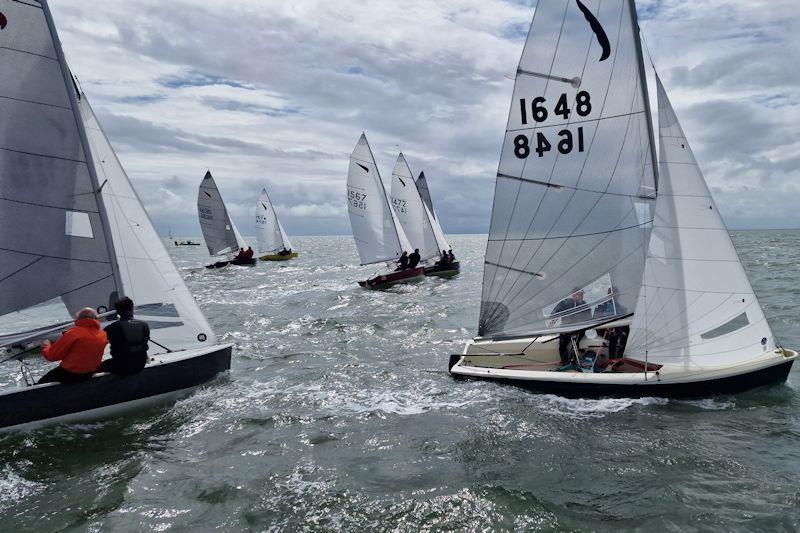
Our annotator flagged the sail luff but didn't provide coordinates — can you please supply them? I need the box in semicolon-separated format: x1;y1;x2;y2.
41;0;124;303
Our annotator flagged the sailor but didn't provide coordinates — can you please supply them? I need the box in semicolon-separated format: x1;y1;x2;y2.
278;247;291;256
397;251;409;270
438;250;449;265
408;249;421;269
447;249;456;263
37;308;107;384
553;288;591;365
244;246;254;259
97;297;150;376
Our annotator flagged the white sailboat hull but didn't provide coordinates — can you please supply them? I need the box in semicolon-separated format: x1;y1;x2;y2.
450;337;798;398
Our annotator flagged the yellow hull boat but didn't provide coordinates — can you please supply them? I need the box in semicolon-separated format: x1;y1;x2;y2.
259;252;299;261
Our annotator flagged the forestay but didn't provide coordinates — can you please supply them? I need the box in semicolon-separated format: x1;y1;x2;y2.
81;96;217;352
347;134;413;265
479;0;657;338
625;78;775;366
390;154;440;262
255;188;292;253
197;171;242;257
0;0;122;320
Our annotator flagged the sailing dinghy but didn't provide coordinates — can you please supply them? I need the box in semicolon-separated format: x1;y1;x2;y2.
390;156;459;277
449;0;796;397
347;134;424;289
255;188;298;261
198;171;254;268
0;0;231;430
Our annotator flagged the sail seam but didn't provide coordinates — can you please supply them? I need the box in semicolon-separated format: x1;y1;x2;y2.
0;145;85;163
0;245;114;264
0;196;99;212
0;46;55;61
0;94;70;110
487;219;652;243
0;256;43;283
505;109;645;132
497;173;657;199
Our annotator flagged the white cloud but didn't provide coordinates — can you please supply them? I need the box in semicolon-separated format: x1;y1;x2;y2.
46;0;800;236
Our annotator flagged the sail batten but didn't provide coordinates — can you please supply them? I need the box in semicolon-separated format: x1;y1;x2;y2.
479;0;656;338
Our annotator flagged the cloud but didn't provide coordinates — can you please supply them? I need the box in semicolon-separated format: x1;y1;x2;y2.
46;0;800;239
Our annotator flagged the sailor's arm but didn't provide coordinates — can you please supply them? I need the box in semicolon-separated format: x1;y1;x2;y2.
42;331;75;362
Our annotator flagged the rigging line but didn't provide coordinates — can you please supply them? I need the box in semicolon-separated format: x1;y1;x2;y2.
0;145;86;164
0;94;71;111
505;109;645;132
487;219;652;244
0;256;43;284
482;0;570;317
0;245;113;264
0;195;100;213
496;172;656;199
485;0;627;324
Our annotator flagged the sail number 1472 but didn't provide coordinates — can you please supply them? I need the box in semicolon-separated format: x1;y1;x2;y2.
513;91;591;159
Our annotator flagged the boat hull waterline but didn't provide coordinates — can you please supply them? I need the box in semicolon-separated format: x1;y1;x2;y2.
0;344;233;431
424;261;460;278
450;342;798;399
259;252;299;261
358;267;425;290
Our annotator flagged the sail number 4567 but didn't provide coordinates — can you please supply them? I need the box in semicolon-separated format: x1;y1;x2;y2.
513;91;591;159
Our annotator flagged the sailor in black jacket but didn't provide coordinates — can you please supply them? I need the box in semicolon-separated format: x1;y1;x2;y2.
98;297;150;375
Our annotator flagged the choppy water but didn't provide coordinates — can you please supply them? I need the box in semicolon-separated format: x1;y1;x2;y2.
2;232;800;531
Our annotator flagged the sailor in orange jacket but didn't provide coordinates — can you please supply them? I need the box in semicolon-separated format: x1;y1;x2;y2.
37;308;108;384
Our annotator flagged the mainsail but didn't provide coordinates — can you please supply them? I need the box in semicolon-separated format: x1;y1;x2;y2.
0;0;122;319
347;134;413;265
80;96;216;351
415;172;436;218
390;154;440;262
624;78;775;366
197;171;245;257
255;188;293;253
479;0;657;338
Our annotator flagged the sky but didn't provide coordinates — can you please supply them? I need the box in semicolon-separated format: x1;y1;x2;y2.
47;0;800;237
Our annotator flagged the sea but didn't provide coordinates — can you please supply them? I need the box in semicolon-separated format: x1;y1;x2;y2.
1;231;799;532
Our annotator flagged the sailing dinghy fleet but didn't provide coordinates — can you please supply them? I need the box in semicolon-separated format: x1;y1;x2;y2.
448;0;797;397
347;134;459;289
0;0;796;434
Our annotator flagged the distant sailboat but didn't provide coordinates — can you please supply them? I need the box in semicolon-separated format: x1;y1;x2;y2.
0;0;231;430
389;155;459;277
449;0;796;397
255;188;298;261
347;134;424;289
197;171;254;267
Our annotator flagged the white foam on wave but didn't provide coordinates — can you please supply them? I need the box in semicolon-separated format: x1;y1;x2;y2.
531;394;668;419
0;467;46;510
674;397;736;411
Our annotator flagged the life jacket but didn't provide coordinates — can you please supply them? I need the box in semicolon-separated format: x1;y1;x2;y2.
43;318;107;374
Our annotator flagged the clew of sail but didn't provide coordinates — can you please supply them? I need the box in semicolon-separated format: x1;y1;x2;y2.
80;96;217;352
198;171;241;257
624;78;775;366
347;134;413;265
479;0;657;338
0;0;123;321
255;188;292;253
390;154;441;262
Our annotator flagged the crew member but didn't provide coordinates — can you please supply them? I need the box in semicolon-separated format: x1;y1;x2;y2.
438;250;449;265
408;249;421;269
244;246;254;260
447;249;456;263
38;308;107;384
553;288;591;365
397;251;409;270
98;297;150;376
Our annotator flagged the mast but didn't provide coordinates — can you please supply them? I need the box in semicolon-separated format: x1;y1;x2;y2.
41;0;124;302
628;0;659;190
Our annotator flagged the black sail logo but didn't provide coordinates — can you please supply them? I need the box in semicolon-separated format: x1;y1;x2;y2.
356;163;369;173
575;0;610;61
0;11;7;30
